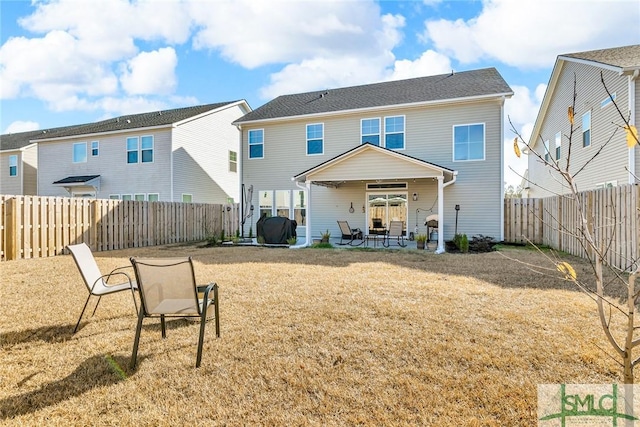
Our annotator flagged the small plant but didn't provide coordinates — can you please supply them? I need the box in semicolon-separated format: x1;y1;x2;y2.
220;228;225;242
311;242;333;248
415;234;427;243
235;229;240;238
257;235;265;245
321;229;331;243
231;236;241;244
206;234;219;246
287;237;297;245
248;226;253;238
454;233;469;253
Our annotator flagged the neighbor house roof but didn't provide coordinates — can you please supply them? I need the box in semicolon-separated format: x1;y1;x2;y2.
235;68;513;124
560;44;640;72
0;125;84;151
1;101;248;148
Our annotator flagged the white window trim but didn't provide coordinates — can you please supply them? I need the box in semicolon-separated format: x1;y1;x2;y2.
452;123;486;162
134;193;146;201
555;132;561;160
8;154;18;177
182;193;193;203
122;194;133;201
601;92;616;108
582;110;591;148
361;117;381;146
148;193;159;201
109;194;120;200
91;141;99;157
306;123;324;156
229;150;238;172
384;115;406;150
140;135;154;164
544;140;550;162
73;142;87;163
248;129;265;159
127;137;139;164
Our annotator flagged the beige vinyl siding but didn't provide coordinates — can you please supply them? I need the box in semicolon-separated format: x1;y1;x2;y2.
1;152;22;195
529;62;631;197
243;98;505;240
22;146;38;195
172;103;247;204
38;129;173;199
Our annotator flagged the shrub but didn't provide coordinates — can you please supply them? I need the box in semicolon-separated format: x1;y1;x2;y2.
469;235;497;253
453;233;469;253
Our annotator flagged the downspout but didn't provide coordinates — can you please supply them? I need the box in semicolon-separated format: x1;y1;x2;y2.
435;171;458;254
236;123;244;236
291;178;310;248
499;95;506;242
170;127;174;201
628;70;638;184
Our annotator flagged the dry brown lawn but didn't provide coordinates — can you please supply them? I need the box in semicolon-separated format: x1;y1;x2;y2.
0;244;629;426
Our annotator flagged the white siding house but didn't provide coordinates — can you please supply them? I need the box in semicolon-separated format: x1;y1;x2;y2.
234;68;513;251
526;45;640;198
33;101;250;203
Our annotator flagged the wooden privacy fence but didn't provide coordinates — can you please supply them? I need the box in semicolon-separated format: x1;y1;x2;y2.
504;184;640;272
0;195;239;261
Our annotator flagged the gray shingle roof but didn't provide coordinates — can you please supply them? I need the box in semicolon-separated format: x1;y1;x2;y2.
561;44;640;70
0;125;85;151
0;101;242;151
235;68;512;123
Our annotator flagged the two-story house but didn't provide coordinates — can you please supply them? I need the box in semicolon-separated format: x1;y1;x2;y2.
33;101;250;203
526;44;640;198
234;68;513;251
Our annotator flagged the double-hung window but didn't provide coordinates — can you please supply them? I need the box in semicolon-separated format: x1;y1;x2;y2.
306;123;323;155
91;141;99;157
73;142;87;163
544;140;550;162
127;137;139;163
9;155;17;177
249;129;264;159
555;132;561;160
453;123;485;161
384;116;405;149
582;111;591;147
127;136;154;163
361;118;381;146
229;151;237;172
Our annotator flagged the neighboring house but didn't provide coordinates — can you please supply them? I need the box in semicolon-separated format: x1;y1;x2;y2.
33;101;250;203
1;130;42;195
234;68;513;251
526;44;640;198
0;125;83;195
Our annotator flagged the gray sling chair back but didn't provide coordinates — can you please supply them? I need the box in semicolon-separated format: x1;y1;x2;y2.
67;243;138;333
383;220;407;247
129;257;220;368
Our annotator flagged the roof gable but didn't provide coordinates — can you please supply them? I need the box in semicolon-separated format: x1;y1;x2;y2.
560;44;640;72
237;68;512;124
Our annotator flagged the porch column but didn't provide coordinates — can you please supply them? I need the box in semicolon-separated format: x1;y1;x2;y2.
435;175;445;254
305;181;312;247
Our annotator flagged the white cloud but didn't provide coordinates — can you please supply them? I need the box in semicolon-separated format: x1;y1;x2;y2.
389;50;452;81
120;48;178;96
4;121;40;134
424;0;640;68
189;0;403;69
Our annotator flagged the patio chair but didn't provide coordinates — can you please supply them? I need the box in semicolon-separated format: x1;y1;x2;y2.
129;257;220;369
337;220;364;246
383;220;407;247
67;243;138;333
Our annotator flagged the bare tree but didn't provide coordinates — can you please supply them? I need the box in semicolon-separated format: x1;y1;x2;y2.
511;72;639;384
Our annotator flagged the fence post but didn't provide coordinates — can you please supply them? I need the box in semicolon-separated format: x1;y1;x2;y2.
5;197;17;261
90;200;98;251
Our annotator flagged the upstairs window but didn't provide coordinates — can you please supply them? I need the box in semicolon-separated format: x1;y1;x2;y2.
127;136;154;163
127;137;139;163
384;115;405;149
141;136;153;163
249;129;264;159
91;141;99;156
73;142;87;163
361;118;380;146
453;123;485;161
544;140;550;162
9;155;17;176
555;132;561;160
582;111;591;147
601;92;616;108
229;150;237;172
306;123;324;155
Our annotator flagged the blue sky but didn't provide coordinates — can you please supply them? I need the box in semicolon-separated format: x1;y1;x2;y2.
1;0;639;186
